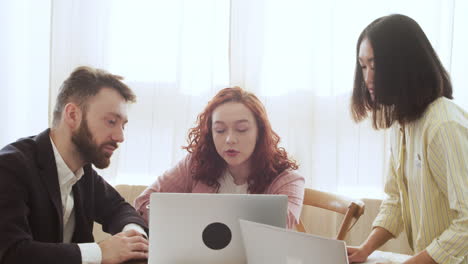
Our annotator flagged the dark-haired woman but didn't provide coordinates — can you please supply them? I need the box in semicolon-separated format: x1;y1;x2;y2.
348;14;467;264
135;87;304;229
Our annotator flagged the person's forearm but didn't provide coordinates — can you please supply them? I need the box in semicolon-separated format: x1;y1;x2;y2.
359;227;394;255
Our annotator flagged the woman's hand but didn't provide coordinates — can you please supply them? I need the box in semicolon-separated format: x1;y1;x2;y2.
347;246;371;263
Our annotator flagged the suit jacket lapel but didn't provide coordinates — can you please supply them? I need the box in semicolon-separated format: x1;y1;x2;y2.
35;129;64;241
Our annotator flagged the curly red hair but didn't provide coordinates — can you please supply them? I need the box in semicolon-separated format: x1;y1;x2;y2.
183;87;298;193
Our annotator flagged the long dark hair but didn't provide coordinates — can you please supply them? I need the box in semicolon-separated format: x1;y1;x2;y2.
183;87;298;193
351;14;452;129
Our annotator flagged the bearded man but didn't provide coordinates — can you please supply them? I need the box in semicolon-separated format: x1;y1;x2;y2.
0;66;148;264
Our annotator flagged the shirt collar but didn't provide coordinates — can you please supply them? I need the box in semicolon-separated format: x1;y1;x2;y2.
50;137;84;187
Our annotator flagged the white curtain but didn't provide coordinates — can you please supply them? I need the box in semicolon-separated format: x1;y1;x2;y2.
230;0;464;197
3;0;466;198
49;0;231;185
451;0;468;110
0;0;50;147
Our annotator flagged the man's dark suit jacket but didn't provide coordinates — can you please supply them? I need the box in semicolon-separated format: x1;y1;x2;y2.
0;129;148;264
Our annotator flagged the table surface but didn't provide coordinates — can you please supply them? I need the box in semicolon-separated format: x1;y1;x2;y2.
364;250;412;263
124;250;411;264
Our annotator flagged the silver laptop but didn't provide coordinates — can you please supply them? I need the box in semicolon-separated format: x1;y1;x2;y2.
148;193;288;264
240;219;349;264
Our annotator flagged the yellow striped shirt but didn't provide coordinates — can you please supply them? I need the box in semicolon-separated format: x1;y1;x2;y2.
373;97;468;264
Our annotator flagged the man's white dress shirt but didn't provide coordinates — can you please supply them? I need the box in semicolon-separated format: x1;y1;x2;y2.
50;138;146;264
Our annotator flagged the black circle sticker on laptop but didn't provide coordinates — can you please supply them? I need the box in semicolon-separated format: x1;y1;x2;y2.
202;222;232;250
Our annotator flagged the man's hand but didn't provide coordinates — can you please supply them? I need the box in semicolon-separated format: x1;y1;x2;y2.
347;246;371;263
98;229;148;264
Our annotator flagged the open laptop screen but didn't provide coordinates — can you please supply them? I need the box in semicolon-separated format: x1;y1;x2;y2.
148;193;288;264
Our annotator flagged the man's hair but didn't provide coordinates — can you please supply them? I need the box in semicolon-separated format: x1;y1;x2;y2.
351;14;453;129
52;66;136;127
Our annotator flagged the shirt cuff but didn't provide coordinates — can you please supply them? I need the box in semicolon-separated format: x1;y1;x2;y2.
426;239;465;264
123;223;148;238
78;243;102;264
372;213;403;238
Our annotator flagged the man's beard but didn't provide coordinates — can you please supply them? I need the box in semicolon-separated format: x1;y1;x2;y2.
71;117;118;169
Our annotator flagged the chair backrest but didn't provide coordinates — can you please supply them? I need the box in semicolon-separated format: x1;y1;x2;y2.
114;184;148;204
296;188;365;240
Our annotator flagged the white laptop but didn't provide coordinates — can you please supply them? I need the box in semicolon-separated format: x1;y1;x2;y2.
239;219;349;264
148;193;288;264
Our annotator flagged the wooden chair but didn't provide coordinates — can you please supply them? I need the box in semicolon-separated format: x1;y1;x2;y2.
296;188;365;240
114;184;148;204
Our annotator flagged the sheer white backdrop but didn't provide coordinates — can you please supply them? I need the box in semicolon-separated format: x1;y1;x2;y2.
0;0;50;147
2;0;467;198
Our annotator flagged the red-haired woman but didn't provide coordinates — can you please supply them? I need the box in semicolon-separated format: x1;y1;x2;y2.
134;87;304;229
